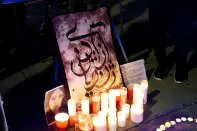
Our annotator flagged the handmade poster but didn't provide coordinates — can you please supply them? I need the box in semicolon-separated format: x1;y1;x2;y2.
44;85;67;126
120;59;147;86
53;7;123;101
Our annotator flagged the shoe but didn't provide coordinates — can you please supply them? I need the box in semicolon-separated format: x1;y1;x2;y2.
154;65;167;80
174;72;187;84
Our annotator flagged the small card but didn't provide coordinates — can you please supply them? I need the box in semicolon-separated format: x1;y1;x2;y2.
44;85;67;126
120;59;147;86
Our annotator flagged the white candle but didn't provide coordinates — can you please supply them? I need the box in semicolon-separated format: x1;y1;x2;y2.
117;111;126;127
141;80;148;104
101;92;108;112
133;84;141;104
67;99;76;116
109;90;116;109
98;110;107;118
93;116;107;131
108;108;117;118
130;105;143;123
108;116;117;131
159;125;166;130
122;104;130;119
82;97;89;115
136;92;144;110
165;122;171;128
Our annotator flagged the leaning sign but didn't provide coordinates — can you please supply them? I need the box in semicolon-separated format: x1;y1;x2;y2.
53;7;123;101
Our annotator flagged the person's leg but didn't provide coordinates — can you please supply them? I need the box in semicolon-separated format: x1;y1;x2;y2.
172;9;193;83
149;0;172;80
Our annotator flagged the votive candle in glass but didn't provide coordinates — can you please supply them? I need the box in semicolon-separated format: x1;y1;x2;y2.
122;104;130;119
117;111;126;127
74;112;86;131
141;80;148;104
55;113;69;131
120;87;127;109
114;89;120;108
92;92;100;114
108;116;117;131
127;84;133;102
130;105;143;123
82;97;90;115
79;117;94;131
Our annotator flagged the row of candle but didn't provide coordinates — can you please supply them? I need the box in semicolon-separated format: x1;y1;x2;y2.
55;80;148;130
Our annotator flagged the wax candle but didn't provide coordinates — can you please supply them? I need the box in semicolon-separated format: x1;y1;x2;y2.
133;84;141;104
109;89;116;109
108;116;117;131
79;117;93;131
74;112;86;131
92;92;100;114
93;115;107;131
135;92;144;110
127;84;133;102
55;113;69;131
122;104;130;119
117;111;126;127
130;105;143;123
101;92;108;112
82;97;90;115
120;87;127;109
98;110;107;118
108;108;117;118
68;99;76;116
141;80;148;104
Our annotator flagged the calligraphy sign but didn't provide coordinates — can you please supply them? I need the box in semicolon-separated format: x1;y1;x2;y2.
53;8;123;101
120;59;147;86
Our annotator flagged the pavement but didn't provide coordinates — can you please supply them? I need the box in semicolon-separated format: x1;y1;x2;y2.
1;0;197;131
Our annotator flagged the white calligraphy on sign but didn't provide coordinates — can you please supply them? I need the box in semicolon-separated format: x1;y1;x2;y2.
120;59;147;86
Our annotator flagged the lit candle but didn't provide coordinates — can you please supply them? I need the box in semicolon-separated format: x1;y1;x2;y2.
101;92;108;112
108;108;117;118
170;121;176;125
165;122;171;128
98;110;107;118
74;112;86;131
133;84;141;104
127;84;133;102
68;99;76;116
120;87;127;109
93;115;107;131
141;80;148;104
135;92;144;110
82;97;90;115
109;89;116;109
108;116;117;131
114;89;120;108
79;117;94;131
122;104;130;119
92;92;100;114
55;113;69;131
117;111;126;127
130;105;143;123
159;125;166;130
